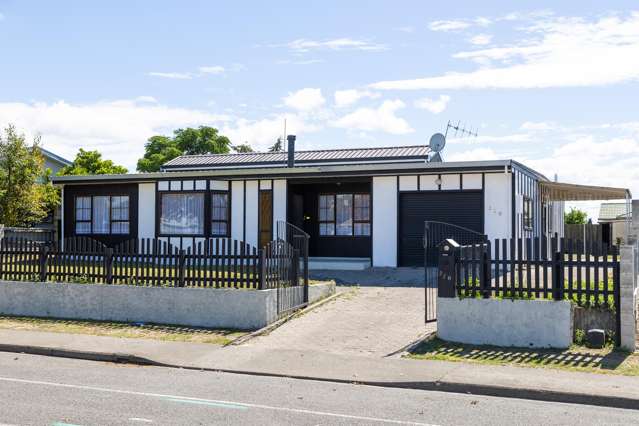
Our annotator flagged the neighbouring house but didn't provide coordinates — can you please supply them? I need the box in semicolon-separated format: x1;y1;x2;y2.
51;135;576;269
598;202;630;246
41;148;72;177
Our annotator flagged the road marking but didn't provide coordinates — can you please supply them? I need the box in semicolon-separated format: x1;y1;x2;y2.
128;419;153;423
165;398;249;410
0;375;437;425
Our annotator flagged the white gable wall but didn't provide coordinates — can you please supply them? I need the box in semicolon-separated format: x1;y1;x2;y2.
138;183;156;240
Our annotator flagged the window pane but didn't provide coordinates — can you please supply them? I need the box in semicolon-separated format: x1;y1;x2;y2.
336;194;353;236
111;221;130;235
212;222;227;236
354;194;370;221
92;196;110;234
75;197;91;221
319;195;334;221
160;193;204;235
111;196;129;221
354;223;371;236
319;223;335;236
211;193;228;221
75;222;91;234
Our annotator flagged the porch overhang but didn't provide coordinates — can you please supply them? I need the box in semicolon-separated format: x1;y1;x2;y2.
539;181;631;202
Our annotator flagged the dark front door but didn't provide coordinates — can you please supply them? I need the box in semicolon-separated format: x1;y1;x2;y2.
399;191;483;266
259;191;273;248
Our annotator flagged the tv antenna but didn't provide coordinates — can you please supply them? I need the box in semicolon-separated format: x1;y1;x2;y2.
444;120;478;139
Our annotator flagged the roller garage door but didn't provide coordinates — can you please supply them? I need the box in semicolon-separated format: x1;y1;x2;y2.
399;191;483;266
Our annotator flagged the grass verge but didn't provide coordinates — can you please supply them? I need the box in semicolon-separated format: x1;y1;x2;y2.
0;316;246;345
406;338;639;376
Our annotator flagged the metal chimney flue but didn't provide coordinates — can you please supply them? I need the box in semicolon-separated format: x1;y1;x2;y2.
287;135;296;167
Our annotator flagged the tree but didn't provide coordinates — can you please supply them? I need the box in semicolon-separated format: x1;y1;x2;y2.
59;149;128;175
137;126;232;172
0;125;57;226
564;207;588;225
233;143;254;153
268;138;284;152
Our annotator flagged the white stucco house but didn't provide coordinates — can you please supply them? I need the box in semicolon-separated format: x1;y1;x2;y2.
52;136;566;268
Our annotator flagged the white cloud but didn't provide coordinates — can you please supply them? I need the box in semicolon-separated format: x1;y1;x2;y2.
447;148;501;162
373;12;639;90
0;99;230;170
413;95;451;114
285;38;387;52
428;20;472;32
283;88;326;111
333;100;413;134
135;96;158;104
333;89;380;108
221;114;321;151
276;58;324;65
469;34;492;45
198;65;225;75
520;121;557;131
148;72;192;80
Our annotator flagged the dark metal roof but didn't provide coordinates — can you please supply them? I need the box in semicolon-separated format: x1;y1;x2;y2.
161;145;430;170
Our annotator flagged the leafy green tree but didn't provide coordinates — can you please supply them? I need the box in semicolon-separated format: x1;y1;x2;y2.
59;149;128;175
233;143;254;153
564;207;588;225
0;126;56;226
137;126;232;172
268;138;284;152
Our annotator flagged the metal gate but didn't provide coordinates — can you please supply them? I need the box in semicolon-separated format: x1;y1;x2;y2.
275;221;310;316
424;221;487;323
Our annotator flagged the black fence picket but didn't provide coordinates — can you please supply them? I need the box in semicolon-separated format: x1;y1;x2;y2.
451;237;620;312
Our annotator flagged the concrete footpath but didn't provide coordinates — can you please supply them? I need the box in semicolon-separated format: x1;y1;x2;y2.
0;328;639;410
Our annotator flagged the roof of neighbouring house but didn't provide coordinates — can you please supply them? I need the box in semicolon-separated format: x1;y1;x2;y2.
40;148;72;167
161;145;431;170
598;202;630;221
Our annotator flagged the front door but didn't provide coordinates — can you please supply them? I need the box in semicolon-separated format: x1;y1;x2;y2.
259;191;273;248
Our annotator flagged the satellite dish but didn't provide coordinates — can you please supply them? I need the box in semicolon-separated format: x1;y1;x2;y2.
429;133;446;152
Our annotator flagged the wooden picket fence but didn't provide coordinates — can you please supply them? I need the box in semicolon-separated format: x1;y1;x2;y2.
0;237;298;290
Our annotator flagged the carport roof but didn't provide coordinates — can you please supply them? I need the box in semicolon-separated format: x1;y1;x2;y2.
539;181;631;201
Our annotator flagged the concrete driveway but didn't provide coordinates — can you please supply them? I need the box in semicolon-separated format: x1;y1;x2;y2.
244;269;435;358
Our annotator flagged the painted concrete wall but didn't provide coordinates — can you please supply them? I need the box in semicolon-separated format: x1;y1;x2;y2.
273;179;287;236
372;176;398;267
0;281;336;330
231;181;245;241
138;183;156;240
245;180;259;247
437;297;573;348
484;172;512;242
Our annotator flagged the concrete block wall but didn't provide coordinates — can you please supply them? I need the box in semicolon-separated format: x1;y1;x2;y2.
0;281;335;330
437;297;573;348
620;245;637;351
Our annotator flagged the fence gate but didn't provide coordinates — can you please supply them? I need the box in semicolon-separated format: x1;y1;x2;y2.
424;221;487;323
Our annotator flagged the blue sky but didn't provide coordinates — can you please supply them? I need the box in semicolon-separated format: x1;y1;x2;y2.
0;1;638;216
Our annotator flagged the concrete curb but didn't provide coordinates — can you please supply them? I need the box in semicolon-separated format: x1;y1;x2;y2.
2;342;639;410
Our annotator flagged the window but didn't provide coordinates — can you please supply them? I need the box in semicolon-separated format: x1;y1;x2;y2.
523;196;533;229
160;193;205;235
74;195;130;235
211;192;230;236
318;193;371;236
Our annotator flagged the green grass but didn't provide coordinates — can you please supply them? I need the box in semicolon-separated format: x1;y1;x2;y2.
0;315;246;345
407;338;639;376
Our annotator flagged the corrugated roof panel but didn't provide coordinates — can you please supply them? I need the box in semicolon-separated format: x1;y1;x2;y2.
162;145;430;169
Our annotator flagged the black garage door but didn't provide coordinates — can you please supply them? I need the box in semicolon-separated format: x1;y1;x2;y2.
399;191;483;266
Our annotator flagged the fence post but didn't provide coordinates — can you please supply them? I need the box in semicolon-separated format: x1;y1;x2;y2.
39;245;48;282
552;249;563;301
178;249;186;287
105;248;113;284
619;244;636;351
481;242;491;299
258;249;266;290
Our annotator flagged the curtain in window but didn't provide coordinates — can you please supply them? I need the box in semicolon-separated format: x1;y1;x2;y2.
211;193;229;236
92;196;110;234
336;194;353;236
160;193;205;235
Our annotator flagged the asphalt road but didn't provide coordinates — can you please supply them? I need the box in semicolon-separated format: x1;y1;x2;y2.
0;353;636;425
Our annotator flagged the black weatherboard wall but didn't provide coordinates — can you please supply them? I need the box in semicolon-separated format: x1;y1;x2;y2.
398;191;484;266
63;183;139;247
